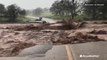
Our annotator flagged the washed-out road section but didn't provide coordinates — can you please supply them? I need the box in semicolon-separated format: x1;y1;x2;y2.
0;41;107;60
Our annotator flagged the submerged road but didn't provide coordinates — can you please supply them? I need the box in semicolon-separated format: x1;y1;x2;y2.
0;41;107;60
26;16;57;23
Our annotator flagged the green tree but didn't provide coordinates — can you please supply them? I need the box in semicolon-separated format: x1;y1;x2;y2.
97;0;107;19
33;8;43;16
83;0;107;20
50;0;78;19
6;4;21;22
0;4;6;17
19;9;26;16
50;1;61;16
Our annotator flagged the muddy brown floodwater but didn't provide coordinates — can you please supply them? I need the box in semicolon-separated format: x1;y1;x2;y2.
0;21;106;57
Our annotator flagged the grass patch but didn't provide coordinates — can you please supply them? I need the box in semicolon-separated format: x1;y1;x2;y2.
0;16;32;23
16;16;31;23
0;17;9;23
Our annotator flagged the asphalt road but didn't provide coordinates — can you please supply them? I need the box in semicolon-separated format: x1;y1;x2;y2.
26;16;57;23
71;41;107;60
18;44;53;57
0;45;71;60
0;41;107;60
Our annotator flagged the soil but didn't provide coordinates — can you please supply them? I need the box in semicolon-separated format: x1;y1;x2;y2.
0;21;106;57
